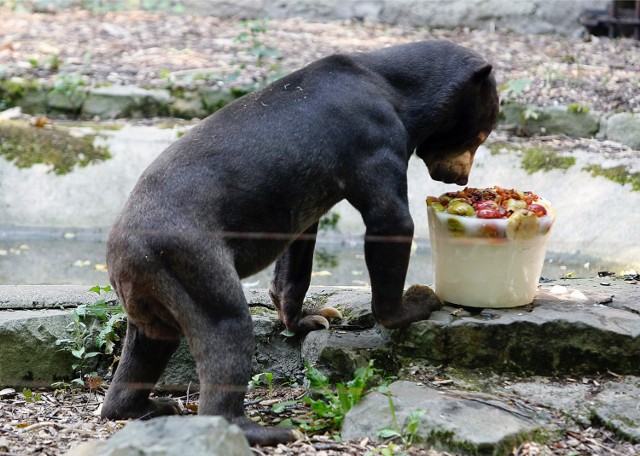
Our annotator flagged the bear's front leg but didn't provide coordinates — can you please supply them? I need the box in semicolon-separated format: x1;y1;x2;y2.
269;222;342;332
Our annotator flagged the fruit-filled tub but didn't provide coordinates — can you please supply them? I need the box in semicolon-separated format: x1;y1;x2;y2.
427;186;555;308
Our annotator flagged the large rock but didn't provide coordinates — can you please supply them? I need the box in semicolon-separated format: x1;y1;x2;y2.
63;416;251;456
0;284;117;310
0;309;75;386
161;303;304;389
17;87;48;114
47;88;86;114
504;376;640;442
505;380;593;426
301;327;394;381
591;380;640;442
604;112;640;149
499;103;601;138
394;281;640;375
342;380;549;454
81;85;171;119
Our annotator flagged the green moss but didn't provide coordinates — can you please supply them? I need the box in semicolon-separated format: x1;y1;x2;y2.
314;248;339;269
567;103;590;114
56;121;124;131
0;77;42;110
521;146;576;174
590;411;639;442
0;120;111;175
306;292;333;310
583;164;640;191
488;141;517;156
248;305;277;317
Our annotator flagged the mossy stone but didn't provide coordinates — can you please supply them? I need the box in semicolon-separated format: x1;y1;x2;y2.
605;112;640;149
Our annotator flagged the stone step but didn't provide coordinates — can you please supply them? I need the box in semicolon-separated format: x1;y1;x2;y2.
0;278;638;389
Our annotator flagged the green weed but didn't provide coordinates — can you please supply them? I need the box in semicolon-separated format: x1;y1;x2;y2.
0;119;111;174
54;285;126;389
22;388;43;403
499;78;532;99
234;18;280;68
567;103;590;114
377;384;425;449
300;360;382;434
49;72;86;100
248;371;275;397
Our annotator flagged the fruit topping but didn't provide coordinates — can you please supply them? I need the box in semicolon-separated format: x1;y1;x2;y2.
427;186;550;220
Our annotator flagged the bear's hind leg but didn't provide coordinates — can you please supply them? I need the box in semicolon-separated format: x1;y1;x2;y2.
173;263;298;446
101;320;180;420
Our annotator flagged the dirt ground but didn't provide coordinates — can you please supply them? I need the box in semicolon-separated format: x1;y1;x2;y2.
0;8;639;113
2;370;639;455
1;7;640;456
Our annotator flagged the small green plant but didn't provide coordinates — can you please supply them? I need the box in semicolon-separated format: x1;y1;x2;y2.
319;211;340;233
567;103;590;114
300;360;381;434
22;388;43;403
46;54;62;71
377;384;425;449
248;371;275;397
55;285;126;388
49;72;86;99
521;107;540;122
498;78;532;99
26;56;39;69
234;18;280;69
55;311;102;388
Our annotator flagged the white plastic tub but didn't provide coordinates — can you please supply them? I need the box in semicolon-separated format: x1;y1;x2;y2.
427;197;555;308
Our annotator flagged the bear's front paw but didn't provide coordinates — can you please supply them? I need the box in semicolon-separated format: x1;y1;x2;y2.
403;284;443;309
379;285;443;329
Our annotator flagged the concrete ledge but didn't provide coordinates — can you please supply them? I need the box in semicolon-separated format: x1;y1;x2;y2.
0;284;117;309
0;280;639;388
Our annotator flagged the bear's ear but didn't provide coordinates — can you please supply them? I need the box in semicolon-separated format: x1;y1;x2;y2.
473;63;493;81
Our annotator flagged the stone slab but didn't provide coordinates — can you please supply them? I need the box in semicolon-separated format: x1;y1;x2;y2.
591;380;640;442
81;85;171;119
63;416;250;456
342;380;548;454
0;309;75;385
605;112;640;150
0;279;638;390
0;284;117;310
395;278;640;375
505;376;640;440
